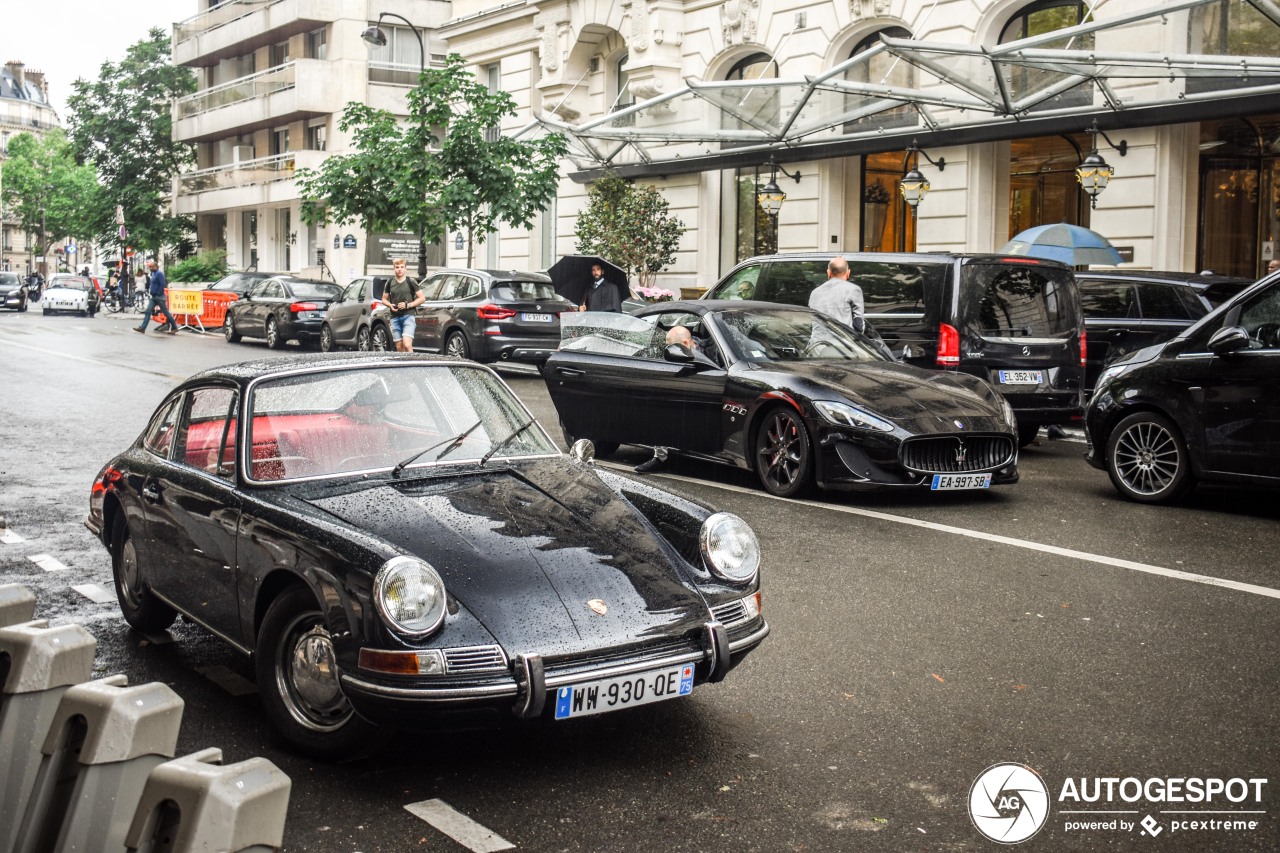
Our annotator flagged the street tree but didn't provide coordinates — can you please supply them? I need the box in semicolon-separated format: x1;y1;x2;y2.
298;54;566;269
65;28;196;261
575;173;685;287
0;129;102;272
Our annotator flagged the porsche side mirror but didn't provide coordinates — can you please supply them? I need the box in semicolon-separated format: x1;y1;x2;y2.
665;343;696;363
1207;325;1251;355
569;438;596;464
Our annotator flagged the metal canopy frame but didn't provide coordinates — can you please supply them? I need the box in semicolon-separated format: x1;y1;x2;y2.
515;0;1280;180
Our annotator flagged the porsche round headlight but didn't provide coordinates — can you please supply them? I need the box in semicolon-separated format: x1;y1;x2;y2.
700;512;761;584
374;556;447;637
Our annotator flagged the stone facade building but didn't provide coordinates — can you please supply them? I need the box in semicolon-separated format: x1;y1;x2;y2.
1;61;60;275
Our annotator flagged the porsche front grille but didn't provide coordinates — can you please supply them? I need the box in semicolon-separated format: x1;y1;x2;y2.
444;645;508;674
902;435;1014;474
710;599;751;629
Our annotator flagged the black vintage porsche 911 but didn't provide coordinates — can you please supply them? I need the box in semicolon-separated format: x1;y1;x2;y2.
86;353;767;758
546;303;1021;497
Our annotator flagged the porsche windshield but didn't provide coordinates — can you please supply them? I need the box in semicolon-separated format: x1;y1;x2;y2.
714;308;889;363
245;364;558;481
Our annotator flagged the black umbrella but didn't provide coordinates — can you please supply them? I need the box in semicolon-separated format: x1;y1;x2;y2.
547;255;629;306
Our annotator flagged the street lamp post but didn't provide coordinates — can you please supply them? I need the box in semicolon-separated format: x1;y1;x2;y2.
362;12;429;280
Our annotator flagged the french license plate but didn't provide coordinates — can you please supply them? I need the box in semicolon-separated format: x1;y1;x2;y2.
554;663;695;720
998;370;1043;385
931;473;992;491
521;312;553;322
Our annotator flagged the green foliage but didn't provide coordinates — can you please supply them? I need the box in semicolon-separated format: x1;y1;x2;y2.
65;28;196;258
299;54;567;266
575;173;685;287
0;130;102;261
167;249;229;283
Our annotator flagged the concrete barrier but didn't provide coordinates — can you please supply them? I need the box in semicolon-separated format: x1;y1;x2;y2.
0;585;36;627
125;747;292;852
14;676;184;853
0;620;97;853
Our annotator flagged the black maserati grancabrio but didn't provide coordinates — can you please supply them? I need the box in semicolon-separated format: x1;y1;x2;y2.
86;353;767;758
545;302;1021;497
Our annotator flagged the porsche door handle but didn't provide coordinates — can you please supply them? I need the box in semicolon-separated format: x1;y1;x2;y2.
141;484;161;503
555;367;585;377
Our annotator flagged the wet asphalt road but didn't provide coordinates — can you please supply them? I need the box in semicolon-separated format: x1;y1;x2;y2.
1;306;1278;852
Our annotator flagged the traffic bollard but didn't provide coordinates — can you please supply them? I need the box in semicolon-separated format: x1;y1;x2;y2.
125;747;292;853
0;584;36;628
0;620;97;853
13;676;184;853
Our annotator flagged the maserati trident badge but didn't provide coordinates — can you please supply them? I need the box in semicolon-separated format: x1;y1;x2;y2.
954;440;967;466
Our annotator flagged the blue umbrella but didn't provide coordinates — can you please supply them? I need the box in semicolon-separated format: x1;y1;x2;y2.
1001;223;1122;266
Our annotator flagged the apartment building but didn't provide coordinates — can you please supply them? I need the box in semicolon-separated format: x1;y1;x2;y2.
440;0;1280;288
172;0;451;282
1;61;60;275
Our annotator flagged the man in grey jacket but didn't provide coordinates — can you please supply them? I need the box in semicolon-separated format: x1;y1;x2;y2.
807;256;865;334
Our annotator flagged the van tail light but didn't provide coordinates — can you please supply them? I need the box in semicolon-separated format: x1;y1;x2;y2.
936;323;960;367
1079;330;1088;367
291;302;320;312
477;304;517;320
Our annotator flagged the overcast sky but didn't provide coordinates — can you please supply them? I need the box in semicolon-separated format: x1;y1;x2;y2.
0;1;190;118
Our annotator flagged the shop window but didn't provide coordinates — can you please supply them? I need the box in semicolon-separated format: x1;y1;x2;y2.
1008;133;1091;236
1198;116;1280;278
862;151;915;252
734;165;775;262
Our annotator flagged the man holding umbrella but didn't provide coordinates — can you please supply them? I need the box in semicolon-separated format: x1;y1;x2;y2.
579;263;622;312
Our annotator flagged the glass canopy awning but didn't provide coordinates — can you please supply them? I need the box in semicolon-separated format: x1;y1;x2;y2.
516;0;1280;180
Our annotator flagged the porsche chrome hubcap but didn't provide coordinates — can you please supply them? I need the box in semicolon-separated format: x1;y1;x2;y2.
119;538;143;609
279;620;352;731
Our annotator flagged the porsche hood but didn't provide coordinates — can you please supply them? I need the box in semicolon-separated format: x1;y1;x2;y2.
306;463;712;658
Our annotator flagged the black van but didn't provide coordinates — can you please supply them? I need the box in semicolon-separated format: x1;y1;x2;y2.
703;252;1085;444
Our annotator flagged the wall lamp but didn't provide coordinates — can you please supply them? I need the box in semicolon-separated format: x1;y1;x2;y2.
756;154;802;220
1076;119;1128;209
901;140;945;210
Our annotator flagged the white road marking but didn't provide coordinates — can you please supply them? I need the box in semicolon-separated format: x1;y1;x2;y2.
616;466;1280;602
0;528;25;544
71;584;115;604
195;665;259;696
404;799;515;852
28;554;69;572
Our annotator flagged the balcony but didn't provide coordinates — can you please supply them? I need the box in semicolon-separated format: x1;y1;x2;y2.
174;0;336;67
173;59;354;143
172;150;324;215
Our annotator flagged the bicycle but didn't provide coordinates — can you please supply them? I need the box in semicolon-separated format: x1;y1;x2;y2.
103;285;125;314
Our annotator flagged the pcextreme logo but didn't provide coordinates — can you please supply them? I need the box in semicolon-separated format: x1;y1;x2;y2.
969;764;1269;844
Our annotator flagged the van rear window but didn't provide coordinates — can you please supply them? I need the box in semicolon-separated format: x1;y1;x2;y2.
960;264;1079;338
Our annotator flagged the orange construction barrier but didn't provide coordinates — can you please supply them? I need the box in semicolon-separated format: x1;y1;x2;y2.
153;288;239;329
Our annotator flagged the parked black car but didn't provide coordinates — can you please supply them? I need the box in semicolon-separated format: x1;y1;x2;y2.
703;252;1084;445
223;275;343;349
0;271;28;311
1085;270;1280;503
86;354;768;757
206;271;281;297
546;302;1020;497
1076;272;1211;393
414;268;577;364
320;275;393;352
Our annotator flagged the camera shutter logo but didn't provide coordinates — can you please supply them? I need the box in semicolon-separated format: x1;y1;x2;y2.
969;763;1050;844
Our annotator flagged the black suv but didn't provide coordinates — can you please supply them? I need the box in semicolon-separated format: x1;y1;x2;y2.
1085;270;1280;503
1076;272;1213;394
704;252;1085;444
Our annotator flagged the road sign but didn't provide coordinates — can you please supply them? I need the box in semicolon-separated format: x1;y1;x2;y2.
115;205;125;225
119;225;127;240
66;243;77;255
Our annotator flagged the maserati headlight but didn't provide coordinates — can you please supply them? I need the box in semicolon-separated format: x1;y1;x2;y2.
814;400;895;432
700;512;761;584
999;395;1018;429
374;556;447;637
